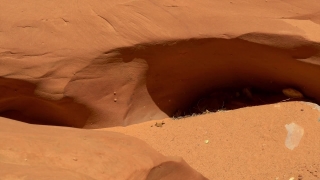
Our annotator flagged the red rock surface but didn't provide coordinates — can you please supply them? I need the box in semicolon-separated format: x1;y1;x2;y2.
1;0;320;179
1;0;320;128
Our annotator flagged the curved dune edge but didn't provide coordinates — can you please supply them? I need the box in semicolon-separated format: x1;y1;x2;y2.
0;117;207;180
107;101;320;179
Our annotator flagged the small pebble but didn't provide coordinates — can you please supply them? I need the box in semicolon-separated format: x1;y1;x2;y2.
114;98;117;102
282;88;304;98
155;121;165;127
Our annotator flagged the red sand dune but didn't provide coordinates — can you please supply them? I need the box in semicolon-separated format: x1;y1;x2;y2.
1;0;320;179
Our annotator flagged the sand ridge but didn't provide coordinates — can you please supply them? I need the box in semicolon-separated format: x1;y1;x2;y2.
0;117;208;180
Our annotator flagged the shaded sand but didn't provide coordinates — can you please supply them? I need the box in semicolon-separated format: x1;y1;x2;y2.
108;101;320;179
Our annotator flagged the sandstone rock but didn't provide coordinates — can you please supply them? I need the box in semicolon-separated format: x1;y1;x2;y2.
0;0;320;128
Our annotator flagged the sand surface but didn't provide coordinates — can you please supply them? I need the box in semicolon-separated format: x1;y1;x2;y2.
1;0;320;179
108;101;320;179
